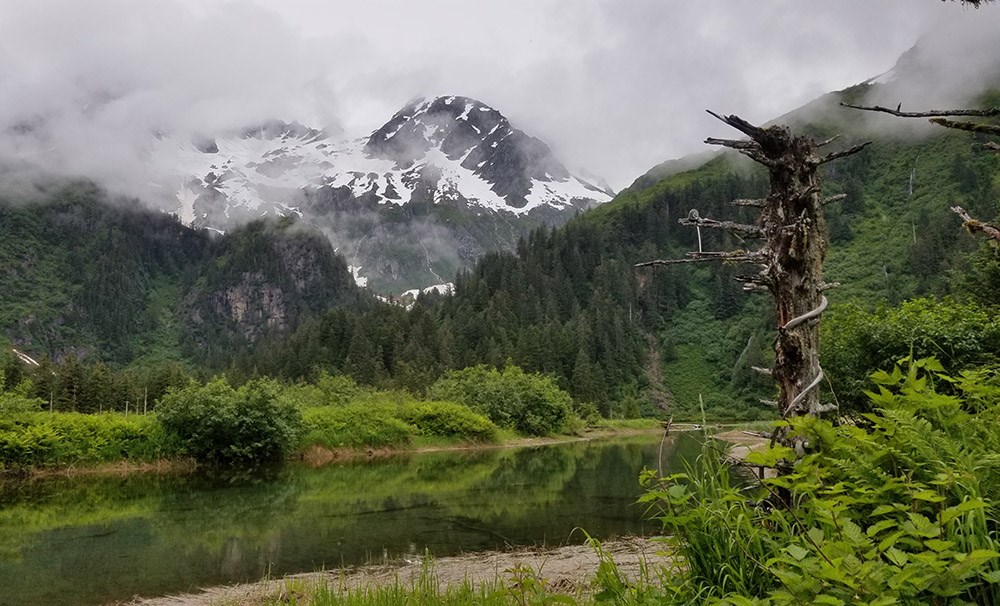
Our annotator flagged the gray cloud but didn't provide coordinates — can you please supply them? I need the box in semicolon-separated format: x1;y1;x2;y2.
1;0;999;195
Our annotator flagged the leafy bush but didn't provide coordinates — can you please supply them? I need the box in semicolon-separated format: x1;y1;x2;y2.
644;359;1000;604
428;365;574;436
299;399;498;449
156;378;302;465
279;372;369;408
822;297;1000;411
300;404;414;449
0;412;166;469
397;401;498;442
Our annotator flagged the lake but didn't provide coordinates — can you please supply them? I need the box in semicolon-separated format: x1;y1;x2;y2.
0;432;701;606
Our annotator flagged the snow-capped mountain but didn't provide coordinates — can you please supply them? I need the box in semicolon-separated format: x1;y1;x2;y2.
150;96;612;292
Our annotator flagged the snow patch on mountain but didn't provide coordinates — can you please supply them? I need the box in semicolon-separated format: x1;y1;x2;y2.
347;265;368;288
149;95;612;227
400;282;454;309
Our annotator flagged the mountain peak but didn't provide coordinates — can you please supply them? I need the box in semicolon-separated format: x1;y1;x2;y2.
147;94;611;293
365;95;510;166
364;95;603;210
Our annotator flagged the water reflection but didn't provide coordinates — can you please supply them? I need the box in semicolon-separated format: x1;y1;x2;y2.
0;433;703;606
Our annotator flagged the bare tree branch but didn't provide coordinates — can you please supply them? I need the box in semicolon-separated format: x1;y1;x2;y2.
815;142;872;165
732;198;766;208
706;110;769;140
634;250;765;268
704;138;774;166
679;215;763;238
734;274;770;286
928;117;1000;137
952;206;1000;243
815;135;840;148
982;142;1000;153
704;137;760;151
822;194;847;205
840;102;1000;118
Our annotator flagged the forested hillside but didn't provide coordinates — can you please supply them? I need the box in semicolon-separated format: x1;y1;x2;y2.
2;83;999;421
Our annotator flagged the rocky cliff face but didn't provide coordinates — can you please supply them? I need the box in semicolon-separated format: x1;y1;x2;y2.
183;220;368;348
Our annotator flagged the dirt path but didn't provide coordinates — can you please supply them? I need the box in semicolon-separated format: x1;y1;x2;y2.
124;537;667;606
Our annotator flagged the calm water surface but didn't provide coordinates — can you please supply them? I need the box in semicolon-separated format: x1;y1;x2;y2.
0;433;701;606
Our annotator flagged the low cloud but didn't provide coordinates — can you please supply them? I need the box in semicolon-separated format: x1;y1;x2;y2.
1;0;998;197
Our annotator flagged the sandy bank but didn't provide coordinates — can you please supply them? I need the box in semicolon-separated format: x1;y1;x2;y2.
123;537;667;606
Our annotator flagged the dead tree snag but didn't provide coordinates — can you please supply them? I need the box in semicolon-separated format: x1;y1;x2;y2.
637;111;869;441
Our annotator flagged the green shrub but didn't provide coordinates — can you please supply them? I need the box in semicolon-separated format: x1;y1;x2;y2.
822;298;1000;411
280;373;369;408
0;412;165;469
300;405;414;449
428;365;573;436
397;401;498;442
156;378;301;465
645;359;1000;605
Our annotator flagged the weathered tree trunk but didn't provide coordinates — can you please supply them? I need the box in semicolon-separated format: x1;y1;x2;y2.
754;126;826;420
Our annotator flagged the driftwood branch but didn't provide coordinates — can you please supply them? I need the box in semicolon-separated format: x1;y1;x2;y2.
952;206;1000;243
840;102;1000;118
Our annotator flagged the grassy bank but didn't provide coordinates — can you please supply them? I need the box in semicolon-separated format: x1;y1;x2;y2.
0;365;596;473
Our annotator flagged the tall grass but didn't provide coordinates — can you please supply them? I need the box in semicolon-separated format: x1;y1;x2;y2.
261;560;573;606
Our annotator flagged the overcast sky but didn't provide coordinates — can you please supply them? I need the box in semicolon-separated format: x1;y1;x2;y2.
2;1;999;190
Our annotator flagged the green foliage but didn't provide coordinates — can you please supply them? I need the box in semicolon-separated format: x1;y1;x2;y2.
279;373;370;408
823;297;1000;410
0;412;166;469
261;560;577;606
397;401;498;442
644;359;1000;605
429;365;574;436
298;394;498;449
156;378;302;465
0;379;45;414
300;404;415;449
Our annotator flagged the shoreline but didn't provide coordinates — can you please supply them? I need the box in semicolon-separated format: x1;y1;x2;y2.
7;425;668;481
3;423;773;481
122;536;668;606
6;424;771;481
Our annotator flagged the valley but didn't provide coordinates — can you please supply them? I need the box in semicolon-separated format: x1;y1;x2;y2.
0;3;999;604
